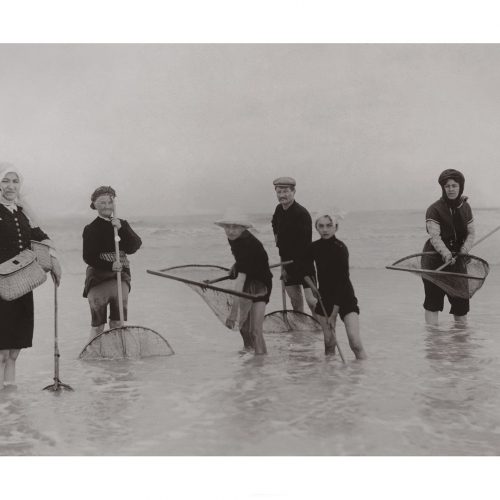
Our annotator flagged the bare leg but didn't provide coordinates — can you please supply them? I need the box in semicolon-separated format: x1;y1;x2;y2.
316;314;336;353
4;349;20;384
303;288;319;320
89;324;105;340
239;312;255;351
425;310;439;326
252;301;267;355
0;350;9;387
454;315;467;326
343;312;367;360
109;320;122;329
285;285;304;312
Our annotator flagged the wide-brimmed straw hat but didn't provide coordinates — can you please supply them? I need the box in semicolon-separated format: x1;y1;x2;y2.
214;208;253;228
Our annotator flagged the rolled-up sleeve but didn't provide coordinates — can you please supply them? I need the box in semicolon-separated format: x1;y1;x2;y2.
426;220;451;258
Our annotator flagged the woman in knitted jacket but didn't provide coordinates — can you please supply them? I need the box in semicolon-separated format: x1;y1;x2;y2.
83;186;142;339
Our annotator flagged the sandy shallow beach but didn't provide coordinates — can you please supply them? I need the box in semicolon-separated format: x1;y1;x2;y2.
1;210;500;455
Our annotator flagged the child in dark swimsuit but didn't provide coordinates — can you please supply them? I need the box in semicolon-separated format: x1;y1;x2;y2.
301;209;367;359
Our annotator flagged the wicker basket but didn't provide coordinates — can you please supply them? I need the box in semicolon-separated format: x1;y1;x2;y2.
31;240;52;272
0;249;47;301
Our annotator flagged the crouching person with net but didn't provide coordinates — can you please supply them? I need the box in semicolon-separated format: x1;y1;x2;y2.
215;211;272;355
422;169;475;326
83;186;142;340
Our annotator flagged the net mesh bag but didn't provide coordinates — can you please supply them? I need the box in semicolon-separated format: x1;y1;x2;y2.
79;325;175;360
147;265;267;330
263;310;321;333
387;252;489;299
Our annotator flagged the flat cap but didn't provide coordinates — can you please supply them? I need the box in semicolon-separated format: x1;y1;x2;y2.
273;176;296;187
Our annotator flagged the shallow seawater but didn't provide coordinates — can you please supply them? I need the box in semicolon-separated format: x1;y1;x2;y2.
1;210;500;455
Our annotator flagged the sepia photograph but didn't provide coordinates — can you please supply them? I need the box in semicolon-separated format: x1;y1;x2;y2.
1;2;500;497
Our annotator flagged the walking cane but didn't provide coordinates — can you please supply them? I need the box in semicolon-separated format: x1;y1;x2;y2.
43;280;73;392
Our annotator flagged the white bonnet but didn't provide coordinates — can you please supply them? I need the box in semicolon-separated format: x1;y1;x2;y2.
313;207;346;225
0;162;23;191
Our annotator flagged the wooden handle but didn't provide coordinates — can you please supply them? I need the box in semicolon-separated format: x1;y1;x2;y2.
204;260;293;285
54;282;60;379
113;200;125;326
471;225;500;248
307;280;345;363
317;296;346;363
435;260;451;272
281;273;287;310
435;224;500;272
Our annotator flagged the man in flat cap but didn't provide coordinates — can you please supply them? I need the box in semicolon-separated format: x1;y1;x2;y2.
271;177;317;316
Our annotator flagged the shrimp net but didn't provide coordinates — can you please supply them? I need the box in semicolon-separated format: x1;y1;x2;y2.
147;265;267;331
386;252;489;299
263;310;321;333
79;326;175;360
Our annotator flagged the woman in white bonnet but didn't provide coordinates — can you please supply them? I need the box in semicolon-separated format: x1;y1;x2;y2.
0;163;62;389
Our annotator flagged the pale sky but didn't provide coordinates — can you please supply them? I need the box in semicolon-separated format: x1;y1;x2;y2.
1;44;500;217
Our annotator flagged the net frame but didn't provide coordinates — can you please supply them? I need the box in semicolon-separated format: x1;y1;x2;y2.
263;309;321;333
79;325;175;360
387;252;487;280
147;264;268;301
147;264;273;331
386;251;489;299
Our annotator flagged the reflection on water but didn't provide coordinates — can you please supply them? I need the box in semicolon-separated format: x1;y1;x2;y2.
3;305;500;455
207;330;372;455
424;325;477;363
0;397;36;455
413;324;500;455
79;362;141;454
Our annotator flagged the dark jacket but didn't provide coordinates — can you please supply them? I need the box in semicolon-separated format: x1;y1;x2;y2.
271;200;314;275
82;216;142;297
228;230;273;298
271;200;312;259
0;205;48;264
299;236;356;306
83;217;142;271
0;204;50;349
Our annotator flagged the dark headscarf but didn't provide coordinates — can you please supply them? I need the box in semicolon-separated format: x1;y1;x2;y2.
438;169;465;208
90;186;116;209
